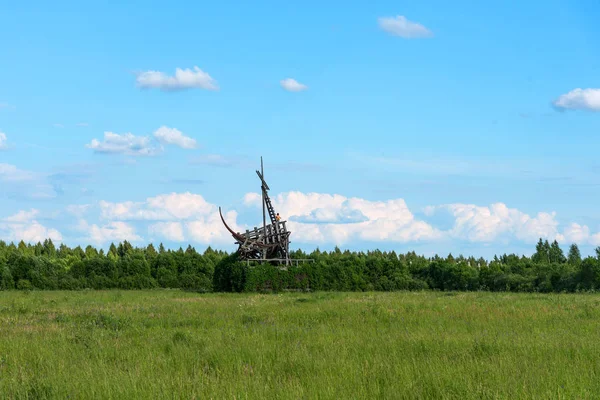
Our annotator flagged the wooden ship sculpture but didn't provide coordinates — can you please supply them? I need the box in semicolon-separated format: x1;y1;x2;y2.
219;158;292;265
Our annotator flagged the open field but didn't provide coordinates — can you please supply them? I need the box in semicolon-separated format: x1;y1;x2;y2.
0;291;599;399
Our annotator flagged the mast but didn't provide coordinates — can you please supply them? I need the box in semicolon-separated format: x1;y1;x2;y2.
261;156;267;259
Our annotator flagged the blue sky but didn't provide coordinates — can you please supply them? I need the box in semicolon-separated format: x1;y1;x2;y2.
1;0;599;258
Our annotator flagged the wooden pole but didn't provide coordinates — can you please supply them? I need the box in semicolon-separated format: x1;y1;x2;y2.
261;156;266;259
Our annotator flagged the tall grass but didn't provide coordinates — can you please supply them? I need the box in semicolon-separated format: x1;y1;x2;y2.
0;290;598;398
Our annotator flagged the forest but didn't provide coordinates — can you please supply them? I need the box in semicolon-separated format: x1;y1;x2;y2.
0;238;599;293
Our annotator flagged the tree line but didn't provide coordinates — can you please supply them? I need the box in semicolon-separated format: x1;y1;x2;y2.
0;238;599;293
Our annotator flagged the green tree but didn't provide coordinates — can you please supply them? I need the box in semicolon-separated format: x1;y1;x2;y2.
578;257;598;290
532;238;549;264
549;240;566;264
567;244;582;266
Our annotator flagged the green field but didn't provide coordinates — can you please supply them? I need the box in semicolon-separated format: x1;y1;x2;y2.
0;290;599;399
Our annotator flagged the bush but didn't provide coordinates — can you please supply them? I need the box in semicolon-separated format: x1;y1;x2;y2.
58;276;83;290
213;254;247;292
17;279;32;291
180;273;212;292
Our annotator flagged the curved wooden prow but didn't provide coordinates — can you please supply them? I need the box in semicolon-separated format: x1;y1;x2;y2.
219;207;245;242
219;206;276;250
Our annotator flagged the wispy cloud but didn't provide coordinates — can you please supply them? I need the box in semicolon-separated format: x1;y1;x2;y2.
87;127;198;156
553;88;600;111
76;122;89;127
86;132;162;156
47;163;96;196
378;15;433;38
280;78;308;92
53;123;64;128
0;132;7;149
347;151;589;183
0;163;36;182
0;163;58;200
135;66;218;91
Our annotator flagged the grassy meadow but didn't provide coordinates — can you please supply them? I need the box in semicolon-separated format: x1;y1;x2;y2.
0;290;599;399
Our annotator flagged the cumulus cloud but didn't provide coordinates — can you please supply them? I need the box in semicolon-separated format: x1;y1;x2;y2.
86;132;161;156
378;15;433;38
136;66;218;91
0;209;62;243
149;222;185;242
76;219;142;245
0;132;7;149
185;209;241;244
40;191;600;250
5;209;40;223
98;193;243;245
558;223;600;246
100;193;215;221
245;191;442;245
280;78;308;92
426;203;562;244
153;126;197;149
559;223;590;244
553;88;600;111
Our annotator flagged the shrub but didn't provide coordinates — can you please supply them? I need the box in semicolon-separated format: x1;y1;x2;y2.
17;279;33;291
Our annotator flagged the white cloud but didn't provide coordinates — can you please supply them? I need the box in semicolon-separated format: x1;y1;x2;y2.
427;203;561;243
66;204;92;218
245;191;442;245
378;15;433;38
556;223;600;247
280;78;308;92
0;163;36;182
553;88;600;111
98;192;244;245
76;122;89;127
5;209;40;223
0;132;7;149
559;223;590;244
1;209;62;243
186;209;242;245
243;192;262;207
136;66;218;91
76;219;141;245
86;132;161;156
100;193;215;221
149;222;185;242
53;123;64;128
50;191;600;249
153;126;197;149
